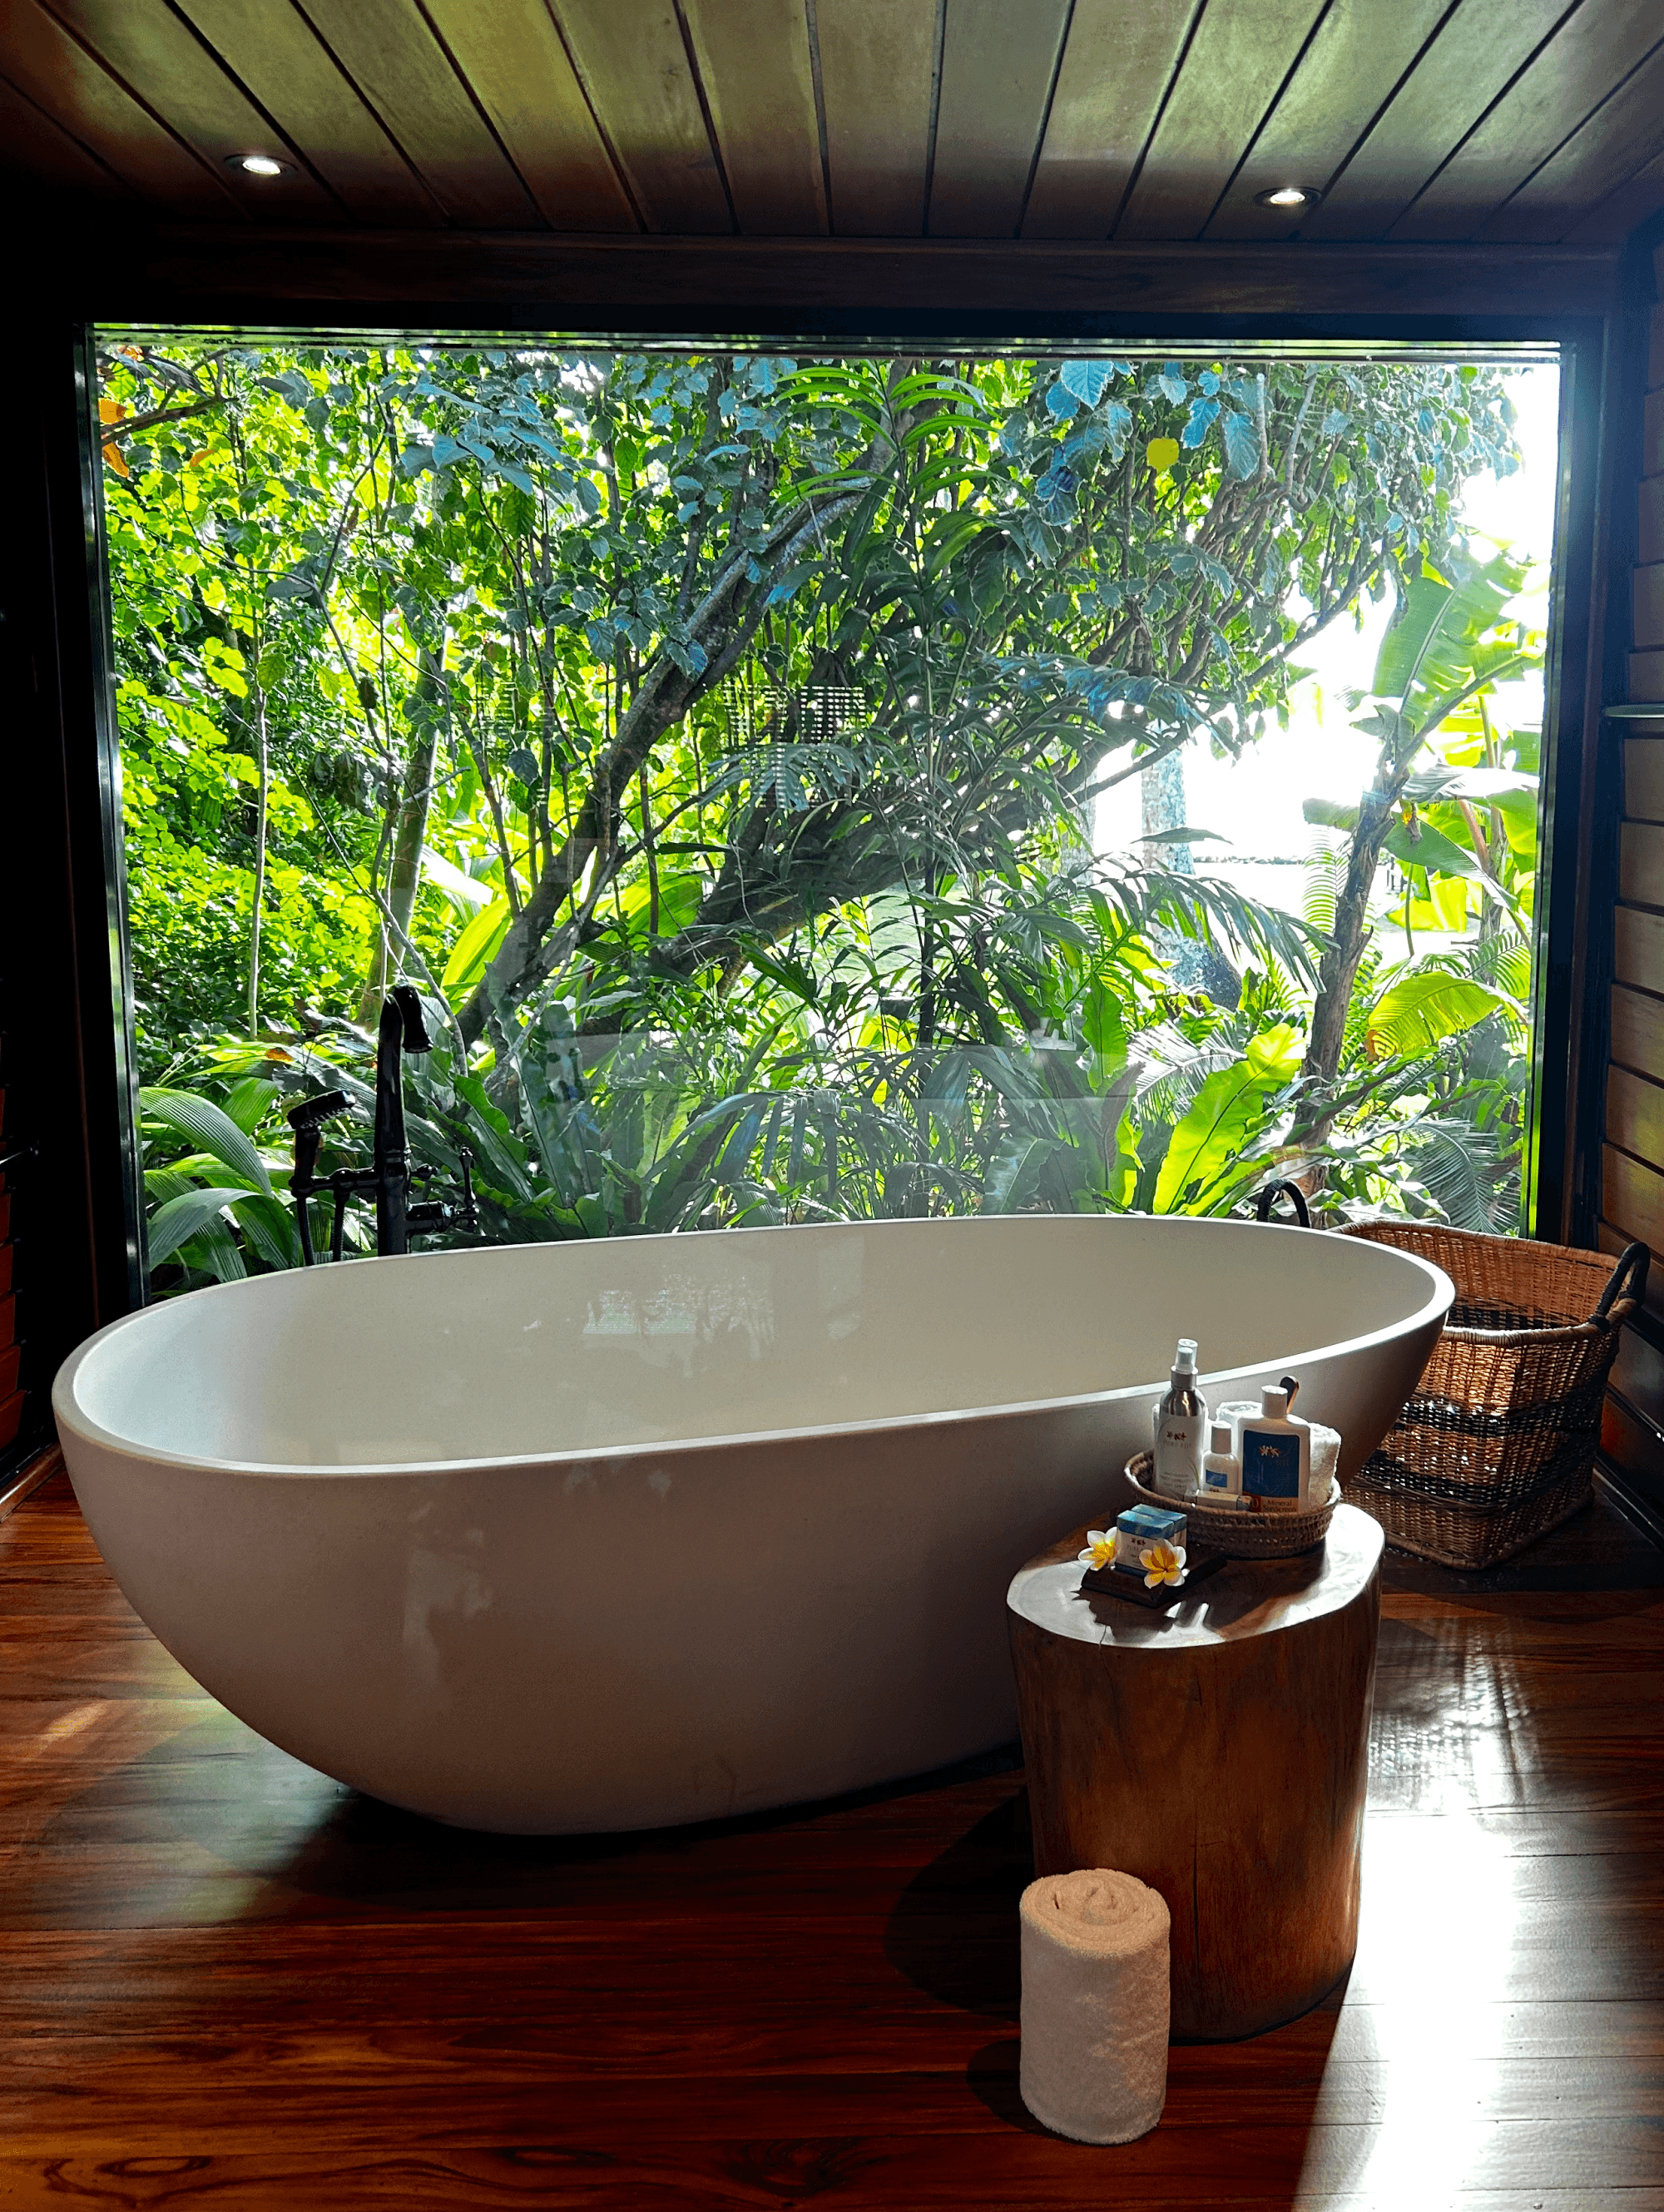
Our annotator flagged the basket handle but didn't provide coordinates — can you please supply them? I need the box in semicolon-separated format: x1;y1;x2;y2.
1254;1180;1312;1228
1592;1240;1651;1327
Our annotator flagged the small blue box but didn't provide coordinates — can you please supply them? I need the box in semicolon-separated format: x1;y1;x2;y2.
1114;1501;1187;1575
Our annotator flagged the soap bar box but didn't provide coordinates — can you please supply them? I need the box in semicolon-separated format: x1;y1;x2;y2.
1114;1501;1186;1575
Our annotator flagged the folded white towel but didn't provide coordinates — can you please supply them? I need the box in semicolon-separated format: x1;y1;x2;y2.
1018;1867;1171;2144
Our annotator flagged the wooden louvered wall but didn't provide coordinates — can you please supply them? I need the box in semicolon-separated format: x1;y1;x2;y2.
1600;235;1664;1506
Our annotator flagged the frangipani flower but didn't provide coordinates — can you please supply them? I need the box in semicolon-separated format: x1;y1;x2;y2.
1142;1541;1187;1589
1078;1529;1117;1571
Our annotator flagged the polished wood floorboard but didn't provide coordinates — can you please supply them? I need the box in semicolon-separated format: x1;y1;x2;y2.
2;1471;1662;2209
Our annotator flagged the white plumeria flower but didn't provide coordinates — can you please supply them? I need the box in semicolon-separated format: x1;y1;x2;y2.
1078;1529;1117;1572
1142;1541;1187;1589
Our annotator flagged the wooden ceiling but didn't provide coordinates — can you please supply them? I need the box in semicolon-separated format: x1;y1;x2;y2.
3;0;1664;255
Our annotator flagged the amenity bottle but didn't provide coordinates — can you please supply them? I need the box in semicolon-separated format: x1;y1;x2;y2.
1200;1418;1242;1504
1238;1383;1311;1511
1151;1339;1207;1499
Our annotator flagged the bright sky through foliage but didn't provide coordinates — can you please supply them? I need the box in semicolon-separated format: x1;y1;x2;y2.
1097;362;1560;923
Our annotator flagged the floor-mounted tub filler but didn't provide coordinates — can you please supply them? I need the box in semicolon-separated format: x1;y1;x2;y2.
53;1215;1451;1834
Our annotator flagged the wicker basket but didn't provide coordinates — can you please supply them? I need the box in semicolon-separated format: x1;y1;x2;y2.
1335;1223;1647;1569
1125;1452;1340;1560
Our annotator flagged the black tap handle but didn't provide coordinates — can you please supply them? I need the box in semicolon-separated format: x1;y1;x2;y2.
405;1149;479;1242
288;1088;351;1134
289;1090;351;1268
291;1122;322;1198
295;1183;316;1268
388;984;431;1056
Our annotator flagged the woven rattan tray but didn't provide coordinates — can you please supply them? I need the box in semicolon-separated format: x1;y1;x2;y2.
1125;1451;1339;1560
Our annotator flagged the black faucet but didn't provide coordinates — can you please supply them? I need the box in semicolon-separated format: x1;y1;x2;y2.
288;986;478;1264
374;984;428;1257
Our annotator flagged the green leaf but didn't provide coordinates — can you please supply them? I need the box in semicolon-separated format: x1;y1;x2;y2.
981;1134;1062;1213
442;899;513;996
1059;360;1113;409
1243;1021;1304;1082
140;1089;273;1198
1402;764;1538;806
174;1214;249;1285
230;1193;303;1271
1153;1063;1268;1214
147;1184;259;1267
1082;977;1127;1063
1383;816;1483;880
222;1077;282;1134
1221;412;1259;479
1365;970;1515;1060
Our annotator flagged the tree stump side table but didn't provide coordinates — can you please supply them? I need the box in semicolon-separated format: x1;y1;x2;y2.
1007;1503;1384;2043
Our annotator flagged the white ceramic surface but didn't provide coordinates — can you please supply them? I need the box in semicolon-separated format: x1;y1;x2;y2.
53;1214;1451;1833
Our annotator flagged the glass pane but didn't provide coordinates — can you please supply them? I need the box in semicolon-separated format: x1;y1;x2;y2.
91;337;1558;1292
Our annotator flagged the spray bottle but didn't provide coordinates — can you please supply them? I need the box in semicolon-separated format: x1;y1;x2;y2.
1151;1338;1208;1499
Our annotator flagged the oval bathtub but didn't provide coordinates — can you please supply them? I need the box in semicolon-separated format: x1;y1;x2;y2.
53;1214;1449;1833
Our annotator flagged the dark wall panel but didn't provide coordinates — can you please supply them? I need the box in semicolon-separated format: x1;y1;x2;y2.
1601;242;1664;1515
0;320;144;1471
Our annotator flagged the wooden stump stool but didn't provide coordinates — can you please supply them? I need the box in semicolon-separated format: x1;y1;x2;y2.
1007;1504;1384;2042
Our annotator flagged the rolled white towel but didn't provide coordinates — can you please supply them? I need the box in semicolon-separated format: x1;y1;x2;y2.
1018;1868;1171;2144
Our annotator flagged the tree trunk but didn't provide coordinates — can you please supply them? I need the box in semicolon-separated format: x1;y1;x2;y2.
454;488;866;1047
1298;783;1397;1140
358;645;444;1024
248;692;269;1034
1139;745;1239;1008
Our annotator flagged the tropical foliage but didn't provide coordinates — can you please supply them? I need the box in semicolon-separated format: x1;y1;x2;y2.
94;337;1540;1292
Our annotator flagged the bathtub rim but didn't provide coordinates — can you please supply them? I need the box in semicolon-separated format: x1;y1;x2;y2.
52;1214;1454;1482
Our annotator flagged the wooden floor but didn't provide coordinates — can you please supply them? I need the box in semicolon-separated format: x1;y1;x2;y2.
2;1467;1662;2210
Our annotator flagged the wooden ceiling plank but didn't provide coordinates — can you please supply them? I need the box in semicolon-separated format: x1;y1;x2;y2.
1113;0;1330;241
1300;0;1570;241
0;0;240;216
1022;0;1196;240
1393;0;1664;241
0;69;131;201
45;0;339;221
121;231;1620;321
550;1;732;234
815;0;934;236
1562;140;1664;248
680;0;825;236
929;0;1072;237
418;0;636;232
1481;42;1664;245
291;0;538;229
1205;0;1452;241
171;0;440;227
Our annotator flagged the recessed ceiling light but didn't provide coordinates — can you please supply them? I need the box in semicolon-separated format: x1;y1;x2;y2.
1255;185;1320;210
228;153;287;177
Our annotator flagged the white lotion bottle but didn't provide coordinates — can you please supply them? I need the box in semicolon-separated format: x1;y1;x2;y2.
1200;1418;1242;1504
1151;1338;1207;1499
1238;1384;1311;1511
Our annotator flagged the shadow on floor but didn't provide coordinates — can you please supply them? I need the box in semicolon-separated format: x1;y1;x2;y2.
884;1788;1033;2019
27;1701;1028;1925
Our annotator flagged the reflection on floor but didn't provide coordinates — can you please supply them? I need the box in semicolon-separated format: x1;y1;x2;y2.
2;1466;1661;2209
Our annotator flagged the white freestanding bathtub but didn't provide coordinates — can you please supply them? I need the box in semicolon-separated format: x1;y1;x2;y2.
54;1215;1449;1834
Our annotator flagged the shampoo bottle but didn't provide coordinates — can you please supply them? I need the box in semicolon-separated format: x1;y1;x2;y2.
1238;1383;1311;1511
1151;1339;1207;1499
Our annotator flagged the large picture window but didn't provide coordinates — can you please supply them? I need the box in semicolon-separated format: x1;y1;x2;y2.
92;335;1557;1292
